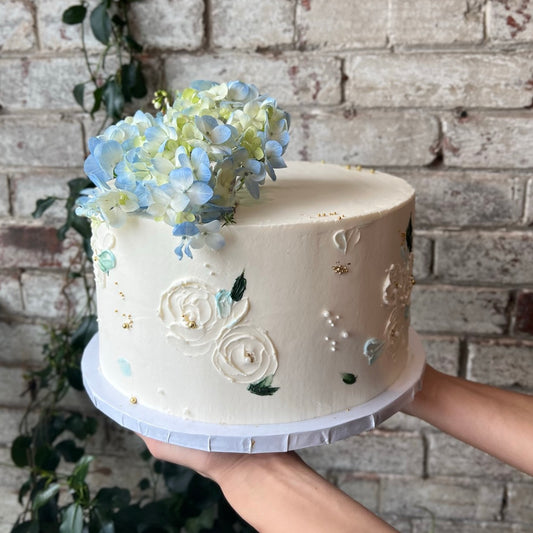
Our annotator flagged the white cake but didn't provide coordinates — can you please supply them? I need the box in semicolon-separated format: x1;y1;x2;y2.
90;161;415;425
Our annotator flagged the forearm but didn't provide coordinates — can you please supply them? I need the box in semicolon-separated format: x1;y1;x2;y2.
404;366;533;475
216;452;396;533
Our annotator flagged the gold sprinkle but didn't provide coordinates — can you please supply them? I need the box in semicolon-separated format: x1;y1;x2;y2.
130;396;137;404
93;255;98;262
370;168;376;174
332;262;351;275
356;165;362;171
182;314;197;329
114;309;118;313
245;351;255;363
114;281;119;285
345;164;351;170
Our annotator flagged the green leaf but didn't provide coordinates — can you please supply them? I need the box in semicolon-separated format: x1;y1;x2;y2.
84;416;98;436
56;439;85;463
102;79;125;120
342;373;357;385
406;215;413;253
67;366;84;390
62;5;87;24
32;196;57;219
71;314;98;350
11;435;32;467
138;478;150;490
90;2;112;44
120;61;147;102
60;503;84;533
230;271;247;302
18;480;31;505
95;487;131;511
73;83;86;110
69;455;93;487
90;86;103;117
125;35;143;53
34;445;61;472
247;375;279;396
162;463;194;494
184;506;216;533
32;483;60;512
11;521;39;533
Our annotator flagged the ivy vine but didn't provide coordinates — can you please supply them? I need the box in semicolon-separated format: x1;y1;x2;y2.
11;2;255;532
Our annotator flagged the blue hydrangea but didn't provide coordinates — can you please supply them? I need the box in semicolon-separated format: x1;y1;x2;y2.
77;80;290;259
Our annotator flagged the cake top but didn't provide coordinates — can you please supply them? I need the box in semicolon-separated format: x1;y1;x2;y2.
234;161;414;226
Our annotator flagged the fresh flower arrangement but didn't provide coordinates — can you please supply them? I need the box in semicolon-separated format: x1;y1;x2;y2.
77;80;290;259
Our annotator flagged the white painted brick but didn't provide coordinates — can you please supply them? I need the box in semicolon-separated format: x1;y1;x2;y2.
525;178;533;225
0;321;48;365
335;474;379;512
295;0;388;50
434;230;533;285
506;482;533;523
380;475;503;521
1;57;94;111
0;366;29;408
423;336;460;376
286;110;439;166
37;0;109;52
0;0;36;52
401;171;525;228
0;115;83;167
443;113;533;169
0;408;27;447
129;0;204;50
11;170;78;221
487;0;533;42
212;0;294;49
165;53;341;106
411;285;509;334
412;518;531;532
467;339;533;389
345;53;533;108
0;272;23;315
21;270;89;319
427;433;527;481
85;453;148;500
0;176;9;217
390;0;484;46
0;221;81;269
413;235;432;281
0;449;28;533
299;431;424;475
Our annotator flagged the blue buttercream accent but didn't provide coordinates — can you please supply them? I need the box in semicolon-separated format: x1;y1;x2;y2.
364;338;385;365
215;289;233;318
117;357;132;377
98;250;116;273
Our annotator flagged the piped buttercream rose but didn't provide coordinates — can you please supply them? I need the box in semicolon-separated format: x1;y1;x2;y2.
158;280;249;356
213;325;278;384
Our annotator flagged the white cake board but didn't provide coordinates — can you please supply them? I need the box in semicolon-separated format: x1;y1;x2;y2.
82;329;426;453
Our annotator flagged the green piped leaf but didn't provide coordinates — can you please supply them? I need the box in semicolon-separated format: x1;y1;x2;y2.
248;375;279;396
342;373;357;385
406;216;413;253
230;271;247;302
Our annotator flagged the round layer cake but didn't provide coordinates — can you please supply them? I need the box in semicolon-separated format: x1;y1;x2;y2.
91;161;415;425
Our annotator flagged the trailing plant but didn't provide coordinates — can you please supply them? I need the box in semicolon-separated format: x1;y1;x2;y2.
11;2;255;531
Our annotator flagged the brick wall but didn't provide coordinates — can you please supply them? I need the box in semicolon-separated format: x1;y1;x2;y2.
1;0;533;531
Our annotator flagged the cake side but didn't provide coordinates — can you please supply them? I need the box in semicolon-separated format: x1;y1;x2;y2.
92;162;415;425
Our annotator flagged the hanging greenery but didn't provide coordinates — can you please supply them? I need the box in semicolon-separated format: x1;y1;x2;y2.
11;2;255;531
